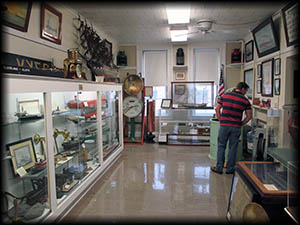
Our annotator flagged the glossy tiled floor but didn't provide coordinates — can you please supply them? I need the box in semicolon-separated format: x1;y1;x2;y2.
61;143;233;223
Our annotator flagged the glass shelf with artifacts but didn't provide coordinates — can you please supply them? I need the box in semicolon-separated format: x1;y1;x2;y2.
158;108;213;145
1;74;123;223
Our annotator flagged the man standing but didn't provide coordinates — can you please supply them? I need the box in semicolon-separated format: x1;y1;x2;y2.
211;82;252;174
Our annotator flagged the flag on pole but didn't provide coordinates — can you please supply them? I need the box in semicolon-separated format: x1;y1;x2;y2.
218;64;225;97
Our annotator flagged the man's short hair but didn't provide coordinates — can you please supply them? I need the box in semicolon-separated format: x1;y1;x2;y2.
236;82;249;90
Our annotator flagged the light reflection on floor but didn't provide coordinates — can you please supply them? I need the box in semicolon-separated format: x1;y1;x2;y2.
61;143;233;223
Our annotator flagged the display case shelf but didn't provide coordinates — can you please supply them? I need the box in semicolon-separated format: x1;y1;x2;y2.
1;74;123;223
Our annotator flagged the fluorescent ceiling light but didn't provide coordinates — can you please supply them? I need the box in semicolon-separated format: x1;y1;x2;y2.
166;5;190;24
170;30;188;42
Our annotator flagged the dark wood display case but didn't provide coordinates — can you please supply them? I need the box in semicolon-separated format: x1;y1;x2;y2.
227;161;297;223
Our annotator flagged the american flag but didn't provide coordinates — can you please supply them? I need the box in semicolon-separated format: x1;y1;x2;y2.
218;64;225;97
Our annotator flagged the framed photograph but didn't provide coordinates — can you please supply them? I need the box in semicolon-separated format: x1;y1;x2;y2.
274;58;281;75
174;84;186;96
144;86;153;97
252;17;279;58
2;2;32;32
257;64;262;78
6;137;37;175
257;80;262;94
244;69;253;99
245;40;253;62
261;59;274;97
41;3;62;45
175;72;185;80
161;99;172;109
274;78;280;95
282;2;298;47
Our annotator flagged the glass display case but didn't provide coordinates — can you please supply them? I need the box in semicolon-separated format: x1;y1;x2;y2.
1;74;123;223
158;108;213;145
227;161;297;223
285;161;298;223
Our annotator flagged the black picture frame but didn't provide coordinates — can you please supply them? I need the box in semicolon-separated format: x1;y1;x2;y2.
274;58;281;75
2;2;32;32
244;69;253;99
245;40;254;63
261;59;274;97
252;17;279;58
274;78;280;95
6;137;37;175
257;64;262;78
257;80;262;94
282;2;298;47
161;99;172;109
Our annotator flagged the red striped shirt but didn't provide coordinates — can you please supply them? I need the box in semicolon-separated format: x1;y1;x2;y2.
217;90;251;127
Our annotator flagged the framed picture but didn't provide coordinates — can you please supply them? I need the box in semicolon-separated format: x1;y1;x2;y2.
282;2;298;47
257;80;262;94
144;86;153;97
257;64;262;78
6;137;37;175
274;78;280;95
261;59;274;97
41;3;62;45
274;58;281;75
252;17;279;58
244;69;253;99
161;99;172;109
2;2;32;32
245;40;253;62
174;84;186;96
175;72;185;80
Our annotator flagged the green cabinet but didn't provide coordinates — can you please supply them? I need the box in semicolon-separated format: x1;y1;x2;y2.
209;119;244;162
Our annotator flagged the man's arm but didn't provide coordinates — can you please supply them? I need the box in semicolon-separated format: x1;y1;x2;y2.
215;103;222;120
242;109;252;126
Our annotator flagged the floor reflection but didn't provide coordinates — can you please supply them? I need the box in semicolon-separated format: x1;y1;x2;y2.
62;144;233;223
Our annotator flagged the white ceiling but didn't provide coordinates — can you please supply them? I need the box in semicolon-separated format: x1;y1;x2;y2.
64;1;287;44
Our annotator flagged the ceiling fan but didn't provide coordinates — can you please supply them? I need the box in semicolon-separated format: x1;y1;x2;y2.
187;19;234;36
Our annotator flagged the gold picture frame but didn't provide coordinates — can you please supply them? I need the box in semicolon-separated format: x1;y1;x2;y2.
6;137;37;175
175;72;185;80
41;3;62;45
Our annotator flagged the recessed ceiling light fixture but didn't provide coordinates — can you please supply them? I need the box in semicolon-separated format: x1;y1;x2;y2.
166;4;190;24
170;26;188;42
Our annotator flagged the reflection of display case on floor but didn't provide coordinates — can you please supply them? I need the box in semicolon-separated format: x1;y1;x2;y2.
227;161;297;223
1;74;123;223
158;108;213;145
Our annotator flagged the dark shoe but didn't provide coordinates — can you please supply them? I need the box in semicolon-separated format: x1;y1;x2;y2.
225;171;234;174
211;166;223;174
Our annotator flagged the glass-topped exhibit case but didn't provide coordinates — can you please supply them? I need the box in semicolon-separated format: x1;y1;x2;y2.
1;74;123;223
158;108;213;145
227;161;297;223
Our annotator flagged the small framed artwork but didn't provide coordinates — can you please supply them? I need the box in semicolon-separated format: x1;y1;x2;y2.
281;2;298;47
262;59;274;97
257;64;262;78
244;69;253;99
274;58;281;75
41;3;62;45
144;86;153;97
2;2;32;32
274;78;280;95
175;72;185;80
245;40;254;62
6;137;37;175
257;80;262;94
174;84;186;96
161;99;172;109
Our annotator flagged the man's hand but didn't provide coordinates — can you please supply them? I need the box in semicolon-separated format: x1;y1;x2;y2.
242;109;252;126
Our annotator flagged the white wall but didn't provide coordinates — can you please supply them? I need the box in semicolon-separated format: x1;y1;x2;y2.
2;2;119;71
